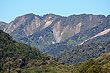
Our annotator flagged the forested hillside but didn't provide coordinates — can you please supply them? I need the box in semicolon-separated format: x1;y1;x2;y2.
58;39;110;64
0;28;110;73
74;52;110;73
0;30;75;73
0;30;44;60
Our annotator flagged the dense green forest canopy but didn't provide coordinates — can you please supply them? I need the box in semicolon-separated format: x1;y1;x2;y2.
0;30;110;73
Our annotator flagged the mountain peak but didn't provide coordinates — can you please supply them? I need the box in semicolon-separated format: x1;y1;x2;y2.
23;13;36;16
0;21;7;24
107;15;110;18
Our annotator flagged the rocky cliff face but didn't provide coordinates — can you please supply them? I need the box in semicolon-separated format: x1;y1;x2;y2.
45;15;110;56
0;13;106;52
0;22;9;31
5;13;43;36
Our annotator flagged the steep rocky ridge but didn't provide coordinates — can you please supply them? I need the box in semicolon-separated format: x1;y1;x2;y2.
45;15;110;56
0;13;106;53
0;22;9;31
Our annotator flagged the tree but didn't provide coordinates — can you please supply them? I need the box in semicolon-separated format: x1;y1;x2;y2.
0;49;4;59
0;49;4;72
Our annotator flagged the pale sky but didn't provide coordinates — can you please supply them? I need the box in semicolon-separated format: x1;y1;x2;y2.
0;0;110;23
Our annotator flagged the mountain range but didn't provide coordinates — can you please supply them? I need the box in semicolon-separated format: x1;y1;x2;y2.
0;13;110;63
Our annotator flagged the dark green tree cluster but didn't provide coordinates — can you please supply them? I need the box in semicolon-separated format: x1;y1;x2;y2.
1;29;110;73
58;40;110;64
75;53;110;73
0;30;45;60
0;30;75;73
